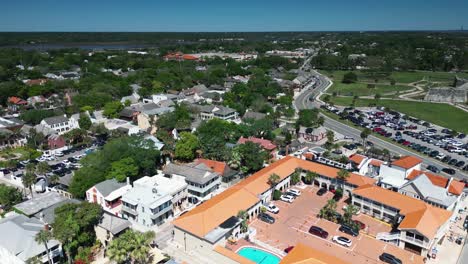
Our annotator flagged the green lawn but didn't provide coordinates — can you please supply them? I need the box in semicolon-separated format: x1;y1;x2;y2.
323;96;468;133
327;82;411;97
319;70;468;84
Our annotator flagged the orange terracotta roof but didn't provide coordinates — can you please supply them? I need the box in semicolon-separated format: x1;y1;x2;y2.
349;154;366;165
369;159;384;167
174;157;375;238
214;246;256;264
353;185;452;239
448;180;465;196
182;54;198;60
26;78;47;86
391;156;422;169
407;170;464;196
8;96;27;105
238;136;277;151
280;243;351;264
195;158;227;175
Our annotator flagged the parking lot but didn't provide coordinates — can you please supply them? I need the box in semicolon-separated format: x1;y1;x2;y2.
325;106;468;176
250;185;424;264
0;144;98;194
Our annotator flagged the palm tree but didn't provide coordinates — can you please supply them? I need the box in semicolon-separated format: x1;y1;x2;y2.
382;148;391;162
268;173;281;187
22;172;36;198
237;210;248;233
131;231;155;263
336;169;350;189
106;239;128;264
36;161;50;175
35;229;53;264
360;128;371;146
304;171;318;185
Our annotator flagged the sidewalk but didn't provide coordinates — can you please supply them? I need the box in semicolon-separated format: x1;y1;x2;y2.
426;196;468;264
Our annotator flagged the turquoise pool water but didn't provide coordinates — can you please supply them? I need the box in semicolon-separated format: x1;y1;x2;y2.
237;247;281;264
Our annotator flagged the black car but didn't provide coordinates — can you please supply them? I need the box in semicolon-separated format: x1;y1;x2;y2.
442;156;451;163
456;161;465;168
339;224;359;237
442;168;456;175
426;165;440;173
448;159;458;165
379;253;402;264
429;150;439;157
317;188;327;196
309;226;329;238
258;213;275;224
366;141;374;147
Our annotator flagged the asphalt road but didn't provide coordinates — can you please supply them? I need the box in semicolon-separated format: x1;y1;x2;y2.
293;68;468;180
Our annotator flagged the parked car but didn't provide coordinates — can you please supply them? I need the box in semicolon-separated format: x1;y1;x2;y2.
308;226;329;238
317;188;327;196
426;165;440;173
55;151;64;157
456;161;465;168
280;195;294;203
264;203;279;214
332;236;352;247
258;213;275;224
287;189;301;197
379;253;402;264
339;224;359;237
442;168;456;175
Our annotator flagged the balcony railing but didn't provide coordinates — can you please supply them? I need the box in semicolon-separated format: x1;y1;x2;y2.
122;204;138;215
376;232;401;241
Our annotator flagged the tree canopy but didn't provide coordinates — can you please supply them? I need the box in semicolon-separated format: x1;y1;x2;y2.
69;136;160;198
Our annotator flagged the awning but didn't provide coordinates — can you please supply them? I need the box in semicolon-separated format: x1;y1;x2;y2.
150;247;166;263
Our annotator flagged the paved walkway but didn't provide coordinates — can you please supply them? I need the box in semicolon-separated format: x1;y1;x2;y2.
426;196;468;264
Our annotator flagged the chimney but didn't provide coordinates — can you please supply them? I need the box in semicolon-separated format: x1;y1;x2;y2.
126;177;130;186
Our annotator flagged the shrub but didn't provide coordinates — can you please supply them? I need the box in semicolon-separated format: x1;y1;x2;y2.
273;189;282;200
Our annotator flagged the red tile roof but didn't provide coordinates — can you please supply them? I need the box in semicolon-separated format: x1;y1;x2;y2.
8;96;28;105
26;78;48;86
407;170;464;196
174;157;375;237
391;156;422;169
238;136;277;151
349;154;366;165
353;185;452;239
280;243;351;264
194;159;227;176
369;159;384;167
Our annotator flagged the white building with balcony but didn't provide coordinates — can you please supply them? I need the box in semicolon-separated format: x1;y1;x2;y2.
163;163;221;200
40;115;78;135
121;179;174;228
352;185;452;256
86;179;132;217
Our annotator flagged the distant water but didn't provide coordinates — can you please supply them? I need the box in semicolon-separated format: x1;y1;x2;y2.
1;43;157;51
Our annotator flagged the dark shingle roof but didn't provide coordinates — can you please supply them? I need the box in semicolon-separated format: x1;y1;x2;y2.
94;179;127;197
43;115;68;125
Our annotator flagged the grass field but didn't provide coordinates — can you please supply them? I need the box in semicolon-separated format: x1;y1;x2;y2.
319;70;468;84
322;96;468;133
327;82;412;97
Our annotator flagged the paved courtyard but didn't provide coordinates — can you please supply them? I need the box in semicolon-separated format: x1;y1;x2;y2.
249;185;424;264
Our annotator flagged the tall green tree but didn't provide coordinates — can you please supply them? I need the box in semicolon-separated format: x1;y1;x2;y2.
103;101;124;118
268;173;281;187
0;184;23;211
52;202;102;263
78;113;92;130
106;157;139;182
233;141;268;174
35;229;53;264
106;230;155;264
360;128;371;145
22;171;36;198
175;132;199;161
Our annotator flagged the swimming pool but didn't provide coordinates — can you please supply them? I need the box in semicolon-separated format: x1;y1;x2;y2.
237;247;281;264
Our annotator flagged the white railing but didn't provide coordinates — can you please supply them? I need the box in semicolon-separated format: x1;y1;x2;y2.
376;232;401;241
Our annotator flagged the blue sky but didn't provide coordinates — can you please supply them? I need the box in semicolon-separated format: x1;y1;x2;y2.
1;0;468;32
